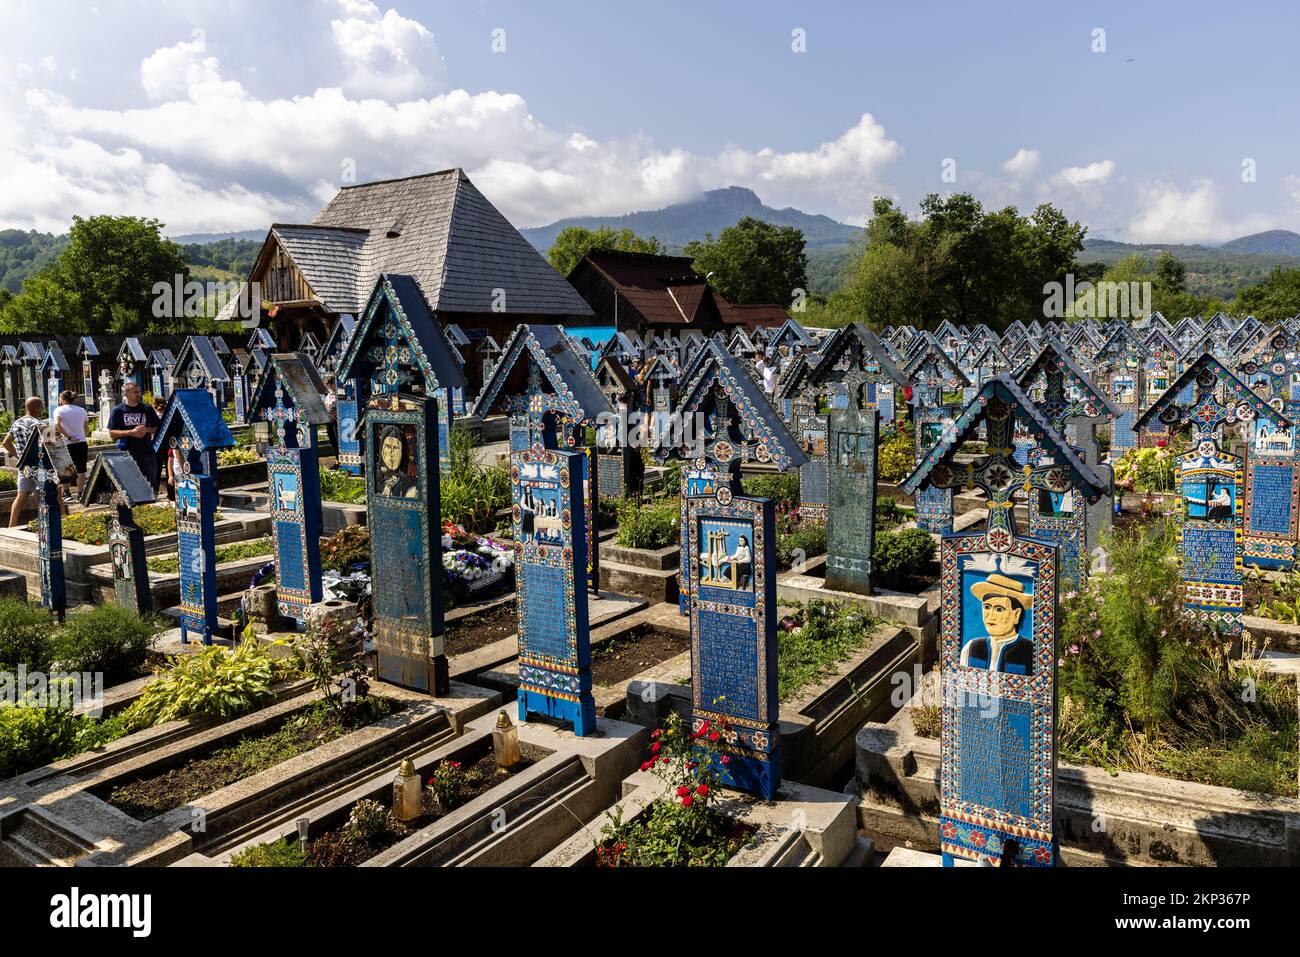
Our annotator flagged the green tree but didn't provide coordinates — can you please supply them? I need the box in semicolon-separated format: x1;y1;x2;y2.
684;216;808;307
845;194;1084;332
0;268;83;334
1232;267;1300;322
547;225;664;277
0;216;189;335
58;215;189;333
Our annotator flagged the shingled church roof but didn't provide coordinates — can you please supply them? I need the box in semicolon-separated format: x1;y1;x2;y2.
232;169;593;321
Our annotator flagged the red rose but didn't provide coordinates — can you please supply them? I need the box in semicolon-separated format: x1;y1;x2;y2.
639;761;652;772
650;742;661;753
696;784;709;796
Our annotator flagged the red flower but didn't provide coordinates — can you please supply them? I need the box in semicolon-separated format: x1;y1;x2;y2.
1034;846;1053;863
720;755;730;765
695;784;709;796
941;822;957;839
681;795;694;808
970;831;986;848
708;731;720;742
676;785;691;797
650;729;662;739
685;760;697;771
650;742;661;754
639;761;652;772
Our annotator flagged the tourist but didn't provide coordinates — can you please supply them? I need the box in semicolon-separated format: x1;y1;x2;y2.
322;374;338;452
2;396;43;526
107;381;160;486
53;390;89;498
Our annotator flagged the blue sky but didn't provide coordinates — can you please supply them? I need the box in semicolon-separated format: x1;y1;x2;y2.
1;0;1297;242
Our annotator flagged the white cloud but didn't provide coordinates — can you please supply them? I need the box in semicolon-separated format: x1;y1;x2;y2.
15;25;903;232
139;34;225;101
329;0;444;99
1054;159;1114;190
1124;179;1276;244
1002;147;1039;179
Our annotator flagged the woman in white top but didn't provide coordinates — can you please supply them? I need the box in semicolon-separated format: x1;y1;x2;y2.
54;390;89;496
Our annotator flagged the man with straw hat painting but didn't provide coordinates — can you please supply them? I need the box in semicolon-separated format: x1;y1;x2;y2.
960;573;1035;675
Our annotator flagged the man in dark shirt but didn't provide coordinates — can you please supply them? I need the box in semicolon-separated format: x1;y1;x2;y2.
108;381;160;486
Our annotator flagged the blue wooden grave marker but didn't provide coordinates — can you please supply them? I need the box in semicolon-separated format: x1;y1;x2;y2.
1136;354;1288;634
902;375;1107;866
512;442;595;735
474;324;613;594
365;392;447;693
17;423;68;621
661;338;804;800
253;354;330;624
336;274;467;481
154;389;235;645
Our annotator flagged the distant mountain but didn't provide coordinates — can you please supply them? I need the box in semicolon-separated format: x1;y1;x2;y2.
169;229;266;245
1220;229;1300;256
519;186;864;252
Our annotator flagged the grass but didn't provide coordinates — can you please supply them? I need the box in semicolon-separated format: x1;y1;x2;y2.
146;536;274;573
40;505;177;545
776;601;879;702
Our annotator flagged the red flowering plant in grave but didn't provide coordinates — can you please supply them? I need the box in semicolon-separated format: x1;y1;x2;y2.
596;708;751;867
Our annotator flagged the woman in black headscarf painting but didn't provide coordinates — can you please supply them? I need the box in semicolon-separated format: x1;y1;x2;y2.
376;425;418;499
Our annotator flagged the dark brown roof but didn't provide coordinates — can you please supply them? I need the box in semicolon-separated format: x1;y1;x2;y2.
577;249;785;327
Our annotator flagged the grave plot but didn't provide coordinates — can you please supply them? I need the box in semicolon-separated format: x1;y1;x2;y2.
537;713;866;868
473;605;690;719
622;601;922;787
204;709;646;867
0;674;499;866
856;664;1300;867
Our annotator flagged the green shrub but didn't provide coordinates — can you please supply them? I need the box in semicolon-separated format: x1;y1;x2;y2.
1112;447;1175;493
120;636;291;731
230;837;307;868
777;520;826;569
741;472;800;508
877;422;915;483
318;469;366;504
216;445;260;467
614;498;679;550
0;597;58;672
875;499;915;528
873;527;936;588
440;464;511;530
1059;523;1298;795
50;604;158;684
320;524;370;572
0;470;15;492
0;697;80;779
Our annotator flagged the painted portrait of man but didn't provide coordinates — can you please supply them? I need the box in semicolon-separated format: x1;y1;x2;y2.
960;572;1034;675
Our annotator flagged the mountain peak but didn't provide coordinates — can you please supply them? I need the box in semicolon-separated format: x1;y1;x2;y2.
519;186;862;252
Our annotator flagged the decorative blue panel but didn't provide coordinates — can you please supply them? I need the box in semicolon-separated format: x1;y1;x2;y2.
365;394;445;692
512;443;595;735
940;534;1058;867
336;396;361;475
687;492;779;800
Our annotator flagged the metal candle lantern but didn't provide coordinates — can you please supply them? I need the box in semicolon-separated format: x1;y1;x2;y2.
492;710;521;768
392;757;423;821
